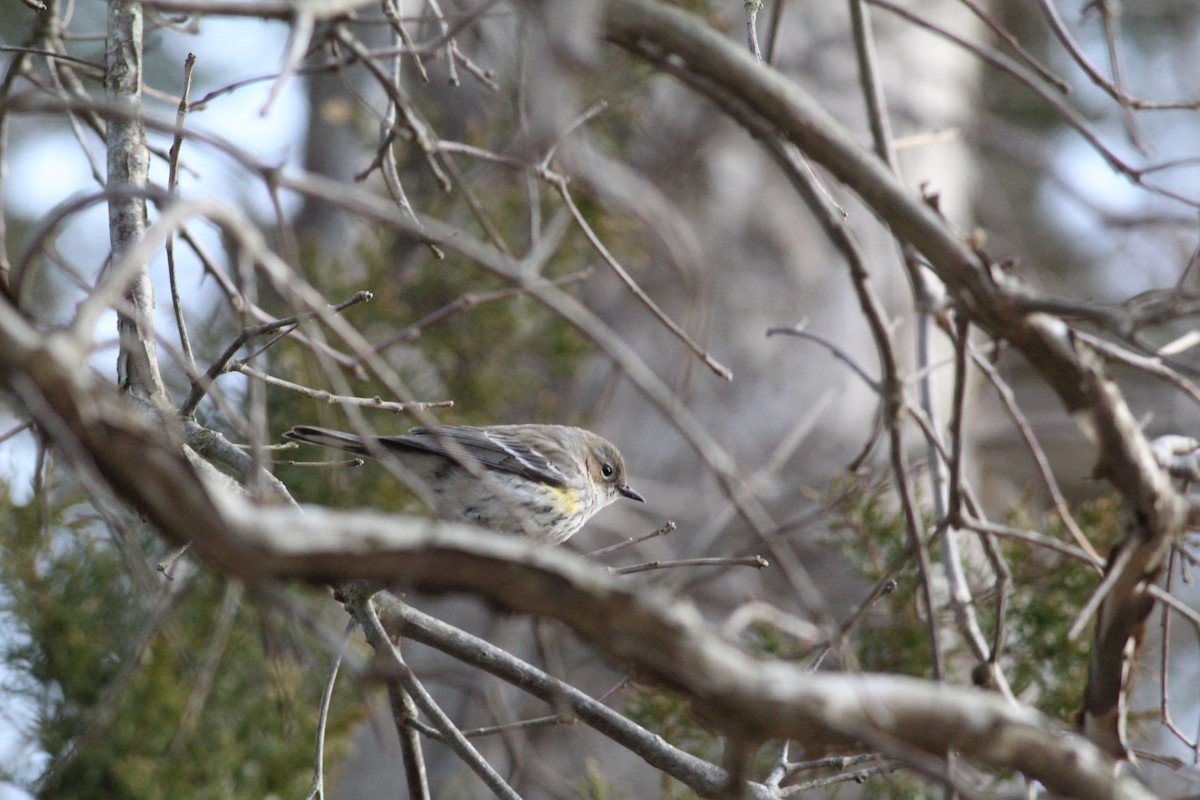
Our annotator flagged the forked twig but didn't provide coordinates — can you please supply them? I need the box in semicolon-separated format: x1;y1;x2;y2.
181;291;374;416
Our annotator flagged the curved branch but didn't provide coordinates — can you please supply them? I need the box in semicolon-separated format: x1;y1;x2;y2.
0;293;1153;799
160;499;1162;800
600;0;1186;757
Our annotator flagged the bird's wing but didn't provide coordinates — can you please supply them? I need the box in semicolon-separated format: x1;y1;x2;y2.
284;425;370;455
386;426;571;487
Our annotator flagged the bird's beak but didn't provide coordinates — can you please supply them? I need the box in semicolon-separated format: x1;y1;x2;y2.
618;484;645;503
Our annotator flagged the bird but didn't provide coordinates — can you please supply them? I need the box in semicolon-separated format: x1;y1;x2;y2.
283;424;644;545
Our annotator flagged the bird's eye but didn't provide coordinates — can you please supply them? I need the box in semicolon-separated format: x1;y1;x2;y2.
601;463;614;479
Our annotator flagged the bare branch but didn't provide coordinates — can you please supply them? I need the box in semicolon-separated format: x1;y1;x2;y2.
0;295;1155;797
232;363;453;413
344;587;520;800
603;0;1188;755
142;0;375;19
107;0;168;404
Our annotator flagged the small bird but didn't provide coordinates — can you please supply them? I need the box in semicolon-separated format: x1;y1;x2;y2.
283;424;644;545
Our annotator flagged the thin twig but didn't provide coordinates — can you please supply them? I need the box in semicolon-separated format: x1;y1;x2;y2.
868;0;1196;206
396;710;578;743
783;752;883;776
780;763;896;796
361;269;592;362
848;0;953;689
170;581;244;753
424;0;458;86
332;25;451;191
946;316;970;528
166;52;198;374
371;594;738;798
345;587;522;800
586;520;676;558
1070;543;1136;641
808;576;900;672
970;350;1100;562
613;555;769;576
305;620;354;800
1076;330;1200;411
542;171;733;381
181;290;373;417
0;419;33;444
1156;551;1198;755
450;41;499;92
960;517;1097;565
261;10;314;115
382;0;429;83
232;362;452;413
767;325;879;390
955;0;1069;92
277;456;365;469
771;136;944;676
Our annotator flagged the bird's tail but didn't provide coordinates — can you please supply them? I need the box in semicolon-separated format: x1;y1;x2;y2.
283;425;370;456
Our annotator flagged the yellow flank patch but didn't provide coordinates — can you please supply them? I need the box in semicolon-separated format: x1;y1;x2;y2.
548;485;578;515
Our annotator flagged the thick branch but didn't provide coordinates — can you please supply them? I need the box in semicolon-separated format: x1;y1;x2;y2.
138;501;1162;800
0;293;1153;799
106;0;166;402
602;0;1086;409
600;0;1186;756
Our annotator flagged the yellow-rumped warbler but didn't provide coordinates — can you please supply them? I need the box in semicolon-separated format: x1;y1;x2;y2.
283;424;644;545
